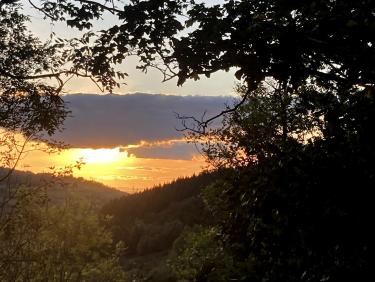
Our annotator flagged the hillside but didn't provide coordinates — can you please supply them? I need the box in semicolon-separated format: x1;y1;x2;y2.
0;168;125;206
1;168;218;280
102;171;218;281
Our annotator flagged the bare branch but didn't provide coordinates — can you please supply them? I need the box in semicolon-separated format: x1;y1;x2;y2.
0;69;90;81
29;0;122;18
175;88;251;134
74;0;122;14
0;68;108;92
28;0;58;20
0;135;31;183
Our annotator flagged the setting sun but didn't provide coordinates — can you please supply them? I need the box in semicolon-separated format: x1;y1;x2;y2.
75;148;127;164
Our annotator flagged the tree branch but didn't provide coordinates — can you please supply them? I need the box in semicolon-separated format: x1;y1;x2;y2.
74;0;122;14
176;88;251;134
29;0;123;19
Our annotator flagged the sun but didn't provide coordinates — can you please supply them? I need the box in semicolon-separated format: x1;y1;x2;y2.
76;147;127;164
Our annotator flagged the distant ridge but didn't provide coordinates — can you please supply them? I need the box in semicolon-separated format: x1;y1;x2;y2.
0;168;126;206
101;171;217;280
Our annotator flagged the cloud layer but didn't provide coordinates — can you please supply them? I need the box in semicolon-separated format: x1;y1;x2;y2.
123;139;203;160
54;93;232;159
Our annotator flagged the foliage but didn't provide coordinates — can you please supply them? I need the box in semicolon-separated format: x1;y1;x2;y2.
0;1;66;182
1;1;126;93
0;187;125;282
0;168;125;207
192;82;374;281
197;82;322;168
1;0;130;183
32;0;375;90
18;1;375;281
102;172;216;281
0;1;96;187
102;172;215;254
0;4;130;254
170;226;234;282
1;1;62;140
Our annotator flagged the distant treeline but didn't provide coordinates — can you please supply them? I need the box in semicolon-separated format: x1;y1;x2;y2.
101;171;218;280
102;171;216;254
0;168;125;206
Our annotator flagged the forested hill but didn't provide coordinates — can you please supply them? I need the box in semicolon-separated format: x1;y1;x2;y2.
0;168;125;205
101;172;217;280
102;171;216;225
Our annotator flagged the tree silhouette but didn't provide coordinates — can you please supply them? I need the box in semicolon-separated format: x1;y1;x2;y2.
28;0;375;133
30;0;375;88
5;1;374;280
0;0;129;182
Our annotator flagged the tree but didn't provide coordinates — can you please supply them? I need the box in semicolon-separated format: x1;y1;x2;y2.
194;82;322;168
0;187;125;281
0;0;128;182
21;1;375;281
189;82;373;281
170;226;234;282
30;0;375;89
27;0;375;135
1;4;127;280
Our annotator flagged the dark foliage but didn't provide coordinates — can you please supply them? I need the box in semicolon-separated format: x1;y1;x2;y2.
194;84;375;281
102;172;216;256
34;0;375;90
0;2;68;137
14;1;375;281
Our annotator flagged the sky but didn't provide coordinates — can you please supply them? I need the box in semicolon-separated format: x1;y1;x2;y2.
18;94;234;192
15;1;237;192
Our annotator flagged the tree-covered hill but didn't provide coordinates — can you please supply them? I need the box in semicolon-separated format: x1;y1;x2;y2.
0;168;126;281
0;168;125;206
101;171;217;281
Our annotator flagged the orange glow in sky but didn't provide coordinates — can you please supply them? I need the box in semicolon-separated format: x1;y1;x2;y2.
74;148;127;164
19;145;206;193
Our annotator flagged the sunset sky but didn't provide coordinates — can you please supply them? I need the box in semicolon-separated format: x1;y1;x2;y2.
16;1;237;192
19;94;234;191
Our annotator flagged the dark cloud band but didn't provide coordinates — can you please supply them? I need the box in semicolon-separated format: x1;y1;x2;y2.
54;93;231;159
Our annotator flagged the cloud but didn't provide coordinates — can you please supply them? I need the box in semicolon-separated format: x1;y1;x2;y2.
114;166;160;171
122;139;203;160
54;93;232;150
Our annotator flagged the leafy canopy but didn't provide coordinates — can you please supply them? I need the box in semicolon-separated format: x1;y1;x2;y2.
30;0;375;90
0;188;125;281
12;2;375;281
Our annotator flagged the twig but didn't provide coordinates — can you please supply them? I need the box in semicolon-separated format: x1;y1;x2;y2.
175;89;251;134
